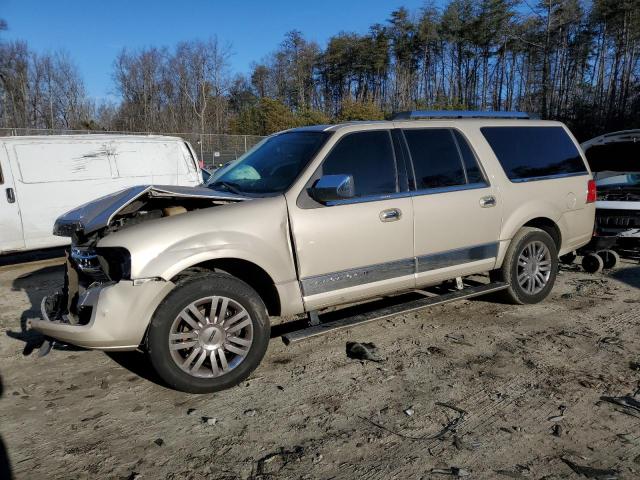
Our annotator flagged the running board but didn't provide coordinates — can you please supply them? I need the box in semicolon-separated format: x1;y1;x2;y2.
282;281;508;345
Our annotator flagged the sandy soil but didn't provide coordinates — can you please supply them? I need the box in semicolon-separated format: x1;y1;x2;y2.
1;256;639;479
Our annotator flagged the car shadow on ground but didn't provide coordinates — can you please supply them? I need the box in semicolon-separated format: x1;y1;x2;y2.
105;351;168;389
0;373;14;479
609;264;640;289
6;264;72;355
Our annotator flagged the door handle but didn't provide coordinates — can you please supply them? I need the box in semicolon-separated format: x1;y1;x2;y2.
380;208;402;222
479;195;496;208
5;188;15;204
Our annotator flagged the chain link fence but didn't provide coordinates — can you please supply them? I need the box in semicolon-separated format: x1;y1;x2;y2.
0;128;265;170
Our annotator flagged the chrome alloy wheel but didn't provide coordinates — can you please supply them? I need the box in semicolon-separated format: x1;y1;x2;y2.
517;240;552;295
168;296;253;378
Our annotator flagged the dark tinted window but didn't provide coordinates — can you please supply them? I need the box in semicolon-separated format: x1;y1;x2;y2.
454;130;485;184
404;129;466;189
209;131;329;195
321;130;397;197
481;126;587;181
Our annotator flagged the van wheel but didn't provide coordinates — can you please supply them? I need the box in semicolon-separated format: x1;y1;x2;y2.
147;273;270;394
490;227;558;304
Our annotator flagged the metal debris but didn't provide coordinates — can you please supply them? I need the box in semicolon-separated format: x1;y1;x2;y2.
561;457;619;480
346;341;384;362
430;467;470;477
599;395;640;415
201;416;217;426
359;402;466;441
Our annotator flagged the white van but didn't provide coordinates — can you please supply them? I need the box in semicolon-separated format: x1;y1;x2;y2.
0;135;202;254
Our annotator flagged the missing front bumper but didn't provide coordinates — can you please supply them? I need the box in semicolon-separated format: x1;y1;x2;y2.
29;279;175;351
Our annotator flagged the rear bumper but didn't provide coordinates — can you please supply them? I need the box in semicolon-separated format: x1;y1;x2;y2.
28;279;175;350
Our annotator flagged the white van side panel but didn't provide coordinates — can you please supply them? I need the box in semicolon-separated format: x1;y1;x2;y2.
3;136;203;253
9;140;116;250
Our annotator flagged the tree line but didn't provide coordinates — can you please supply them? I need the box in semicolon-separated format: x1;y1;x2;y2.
1;0;639;141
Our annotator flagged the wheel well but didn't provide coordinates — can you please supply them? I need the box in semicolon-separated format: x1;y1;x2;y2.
523;217;562;250
171;259;281;316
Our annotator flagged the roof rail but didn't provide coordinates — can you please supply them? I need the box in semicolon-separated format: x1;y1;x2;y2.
391;110;531;120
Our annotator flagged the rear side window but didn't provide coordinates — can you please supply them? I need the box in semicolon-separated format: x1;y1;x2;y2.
454;130;484;184
321;130;397;197
481;126;587;181
403;128;485;190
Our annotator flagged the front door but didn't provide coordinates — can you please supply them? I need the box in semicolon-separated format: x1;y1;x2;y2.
400;127;503;286
0;145;25;253
287;129;415;310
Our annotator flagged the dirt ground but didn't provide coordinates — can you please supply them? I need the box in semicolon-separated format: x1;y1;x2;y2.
1;255;639;480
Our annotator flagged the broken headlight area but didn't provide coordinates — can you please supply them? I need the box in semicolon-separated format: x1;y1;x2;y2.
51;246;131;326
70;246;131;283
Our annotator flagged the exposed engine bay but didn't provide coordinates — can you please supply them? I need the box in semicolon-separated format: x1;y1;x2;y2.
46;185;249;325
582;130;640;260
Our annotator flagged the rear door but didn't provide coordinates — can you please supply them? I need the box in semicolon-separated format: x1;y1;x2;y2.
0;143;25;253
401;127;503;286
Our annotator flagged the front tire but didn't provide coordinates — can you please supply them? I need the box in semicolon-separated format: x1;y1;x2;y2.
147;273;271;394
491;227;558;304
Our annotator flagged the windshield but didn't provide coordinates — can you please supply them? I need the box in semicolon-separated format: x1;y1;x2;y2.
207;131;330;195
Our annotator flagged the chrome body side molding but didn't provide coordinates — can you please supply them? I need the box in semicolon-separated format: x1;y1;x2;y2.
300;242;500;296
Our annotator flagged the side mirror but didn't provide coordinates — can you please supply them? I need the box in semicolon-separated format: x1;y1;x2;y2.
309;174;355;203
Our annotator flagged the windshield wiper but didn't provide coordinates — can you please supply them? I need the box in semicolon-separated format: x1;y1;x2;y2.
208;181;244;195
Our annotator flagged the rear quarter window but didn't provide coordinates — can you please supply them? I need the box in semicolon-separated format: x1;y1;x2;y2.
481;126;587;181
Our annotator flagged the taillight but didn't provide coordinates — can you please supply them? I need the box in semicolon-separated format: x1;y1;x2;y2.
586;179;597;203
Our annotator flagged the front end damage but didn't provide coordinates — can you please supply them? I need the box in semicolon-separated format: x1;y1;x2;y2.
29;184;248;351
582;131;640;260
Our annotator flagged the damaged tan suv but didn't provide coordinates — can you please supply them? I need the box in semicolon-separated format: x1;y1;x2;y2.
30;111;596;393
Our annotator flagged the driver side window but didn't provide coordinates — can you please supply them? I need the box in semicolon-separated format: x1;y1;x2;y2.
321;130;397;198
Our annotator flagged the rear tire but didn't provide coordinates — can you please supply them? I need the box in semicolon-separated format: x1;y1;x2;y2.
582;253;604;273
147;273;271;394
490;227;558;304
597;249;619;269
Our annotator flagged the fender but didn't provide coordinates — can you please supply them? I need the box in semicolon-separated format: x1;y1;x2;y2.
98;195;299;285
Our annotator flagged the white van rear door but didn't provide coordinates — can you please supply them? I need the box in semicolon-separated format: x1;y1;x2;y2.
111;140;183;185
0;144;25;253
179;142;201;185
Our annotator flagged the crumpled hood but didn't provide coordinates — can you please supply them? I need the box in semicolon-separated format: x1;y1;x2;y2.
53;184;249;237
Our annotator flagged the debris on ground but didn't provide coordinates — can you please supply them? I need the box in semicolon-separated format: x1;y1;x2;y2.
560;457;619;479
430;466;470;477
404;407;415;416
186;408;196;415
201;416;217;426
346;341;384;362
153;438;164;446
444;333;473;346
598;395;640;416
548;405;566;422
255;446;305;476
494;464;531;478
551;424;562;437
359;402;466;441
244;409;257;417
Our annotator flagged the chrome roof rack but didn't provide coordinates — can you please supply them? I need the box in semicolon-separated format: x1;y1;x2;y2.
391;110;531;120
